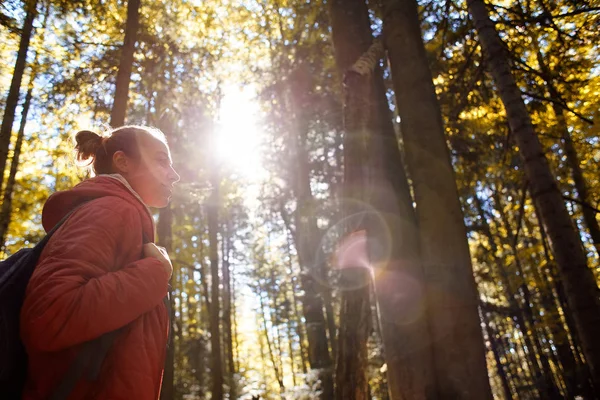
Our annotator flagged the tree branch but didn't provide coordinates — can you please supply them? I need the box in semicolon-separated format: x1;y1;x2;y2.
521;91;594;125
563;195;600;214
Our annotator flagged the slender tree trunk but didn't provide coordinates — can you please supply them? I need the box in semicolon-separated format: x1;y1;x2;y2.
521;209;581;398
221;222;236;399
109;0;141;127
259;292;285;395
494;190;561;398
0;0;37;189
468;0;600;391
0;86;32;248
478;194;544;394
268;267;286;393
481;306;513;400
555;106;600;252
231;264;240;375
286;307;298;387
158;205;175;400
287;66;334;400
198;211;212;318
382;0;492;397
284;233;309;377
207;175;224;400
532;194;595;397
531;44;600;256
257;313;269;391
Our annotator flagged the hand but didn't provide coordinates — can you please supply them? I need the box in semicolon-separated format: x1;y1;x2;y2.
143;243;173;279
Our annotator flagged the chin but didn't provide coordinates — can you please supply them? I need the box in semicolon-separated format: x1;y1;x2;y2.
147;197;170;208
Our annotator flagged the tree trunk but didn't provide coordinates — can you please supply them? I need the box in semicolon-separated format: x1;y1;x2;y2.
531;193;595;398
521;208;582;398
555;106;600;253
329;1;438;398
0;0;38;190
372;65;437;400
284;231;309;375
328;2;376;399
382;0;492;398
158;205;175;400
109;0;141;127
286;66;334;400
493;190;561;399
221;220;236;399
207;174;224;400
468;0;600;391
258;291;285;395
531;43;600;257
0;85;32;248
477;194;545;396
480;305;513;400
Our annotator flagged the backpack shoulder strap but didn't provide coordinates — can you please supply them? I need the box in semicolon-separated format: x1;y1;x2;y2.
39;201;92;248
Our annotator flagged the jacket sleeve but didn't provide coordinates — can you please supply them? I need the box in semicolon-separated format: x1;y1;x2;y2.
21;202;170;352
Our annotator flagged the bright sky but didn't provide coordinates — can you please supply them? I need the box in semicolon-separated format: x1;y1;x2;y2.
215;84;267;183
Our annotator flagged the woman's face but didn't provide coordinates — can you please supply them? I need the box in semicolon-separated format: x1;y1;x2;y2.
117;136;180;208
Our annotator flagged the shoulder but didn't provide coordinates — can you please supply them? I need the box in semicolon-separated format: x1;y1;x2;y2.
81;196;139;215
73;197;142;227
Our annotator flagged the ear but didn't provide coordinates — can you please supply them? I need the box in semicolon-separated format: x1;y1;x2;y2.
112;150;131;174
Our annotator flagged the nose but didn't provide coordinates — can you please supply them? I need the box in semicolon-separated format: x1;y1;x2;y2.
169;166;180;184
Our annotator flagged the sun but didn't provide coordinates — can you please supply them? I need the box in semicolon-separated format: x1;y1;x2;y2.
215;84;266;182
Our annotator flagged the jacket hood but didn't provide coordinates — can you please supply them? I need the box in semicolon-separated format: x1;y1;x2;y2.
42;175;154;235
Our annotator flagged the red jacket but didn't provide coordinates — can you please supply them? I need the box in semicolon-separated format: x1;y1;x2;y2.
21;175;170;400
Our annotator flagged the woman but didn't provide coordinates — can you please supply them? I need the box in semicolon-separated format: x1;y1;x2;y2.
20;125;180;399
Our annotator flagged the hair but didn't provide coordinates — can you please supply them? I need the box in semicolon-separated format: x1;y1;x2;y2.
74;125;167;176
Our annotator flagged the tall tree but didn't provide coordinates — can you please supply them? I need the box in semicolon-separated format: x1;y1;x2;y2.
467;0;600;392
207;169;224;400
381;0;493;397
0;85;33;248
109;0;142;127
330;0;438;398
532;43;600;255
286;65;334;400
158;205;175;400
221;217;236;399
328;1;375;398
0;0;38;190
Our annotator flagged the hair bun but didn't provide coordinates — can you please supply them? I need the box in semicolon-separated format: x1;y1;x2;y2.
74;130;103;162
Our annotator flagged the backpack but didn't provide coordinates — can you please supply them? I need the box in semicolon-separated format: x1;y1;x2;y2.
0;203;121;400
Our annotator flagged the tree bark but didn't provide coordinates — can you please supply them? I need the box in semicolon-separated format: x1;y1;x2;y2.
109;0;141;127
286;66;334;400
383;0;492;397
207;174;224;400
0;85;32;248
329;1;438;398
0;0;38;190
328;2;375;399
158;205;175;400
468;0;600;392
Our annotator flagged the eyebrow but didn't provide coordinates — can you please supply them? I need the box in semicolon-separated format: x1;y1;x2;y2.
156;151;173;162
